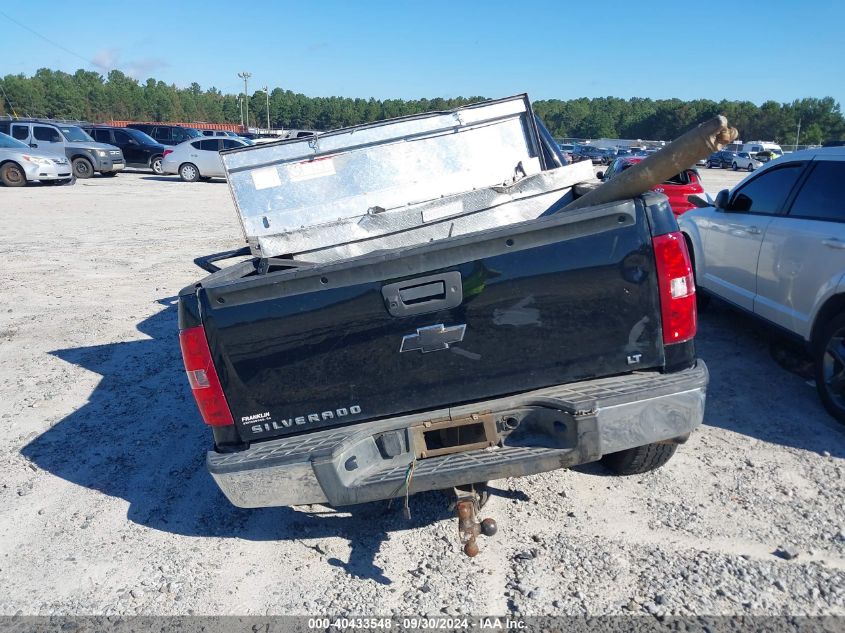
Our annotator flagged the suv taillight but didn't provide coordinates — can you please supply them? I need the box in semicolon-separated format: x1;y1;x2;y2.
652;232;697;345
163;149;173;158
178;325;234;426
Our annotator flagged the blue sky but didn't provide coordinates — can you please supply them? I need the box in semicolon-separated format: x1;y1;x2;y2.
2;1;843;105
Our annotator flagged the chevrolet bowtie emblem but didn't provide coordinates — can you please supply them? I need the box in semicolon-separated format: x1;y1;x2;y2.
400;323;466;353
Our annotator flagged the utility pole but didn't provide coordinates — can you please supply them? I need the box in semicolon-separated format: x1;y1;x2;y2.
238;71;252;129
795;117;802;150
237;95;244;128
263;86;270;131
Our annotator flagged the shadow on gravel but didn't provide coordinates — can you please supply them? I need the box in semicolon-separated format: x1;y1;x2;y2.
140;176;226;183
20;298;451;584
696;302;845;458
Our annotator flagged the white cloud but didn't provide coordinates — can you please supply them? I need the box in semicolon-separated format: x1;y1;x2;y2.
92;47;119;70
90;47;168;78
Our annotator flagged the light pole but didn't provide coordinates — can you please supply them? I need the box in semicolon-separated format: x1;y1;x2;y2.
795;116;802;150
263;86;270;131
237;95;244;128
238;71;252;129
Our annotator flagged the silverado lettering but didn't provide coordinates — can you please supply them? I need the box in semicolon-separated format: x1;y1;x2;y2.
249;406;362;434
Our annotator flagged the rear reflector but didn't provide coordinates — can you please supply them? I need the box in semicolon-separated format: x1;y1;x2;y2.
178;325;234;426
163;149;173;158
652;232;697;345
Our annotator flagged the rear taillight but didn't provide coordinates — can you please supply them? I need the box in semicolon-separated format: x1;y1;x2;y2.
178;325;234;426
163;149;173;158
652;232;697;345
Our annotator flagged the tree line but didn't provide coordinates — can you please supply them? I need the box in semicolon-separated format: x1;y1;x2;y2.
2;68;844;144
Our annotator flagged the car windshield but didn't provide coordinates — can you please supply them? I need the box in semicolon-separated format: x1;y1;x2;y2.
126;128;158;145
59;126;94;142
0;132;29;149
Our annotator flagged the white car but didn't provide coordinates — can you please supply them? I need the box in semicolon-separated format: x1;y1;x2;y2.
731;151;763;172
0;131;73;186
679;147;845;422
161;137;249;182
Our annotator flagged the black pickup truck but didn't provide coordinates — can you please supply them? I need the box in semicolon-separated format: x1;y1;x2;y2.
178;95;707;521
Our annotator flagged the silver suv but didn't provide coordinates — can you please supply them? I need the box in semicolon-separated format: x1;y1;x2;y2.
0;119;125;179
679;147;845;422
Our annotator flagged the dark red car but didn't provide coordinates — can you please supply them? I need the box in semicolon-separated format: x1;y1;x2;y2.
598;156;704;216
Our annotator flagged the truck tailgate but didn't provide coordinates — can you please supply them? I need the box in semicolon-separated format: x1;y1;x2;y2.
195;199;664;442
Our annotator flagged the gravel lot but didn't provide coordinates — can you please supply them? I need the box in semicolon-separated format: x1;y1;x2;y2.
0;167;843;617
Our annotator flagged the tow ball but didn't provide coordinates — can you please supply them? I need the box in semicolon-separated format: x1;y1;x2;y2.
453;486;497;557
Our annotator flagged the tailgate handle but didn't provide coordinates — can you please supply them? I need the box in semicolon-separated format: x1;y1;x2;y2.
382;271;463;317
399;281;445;304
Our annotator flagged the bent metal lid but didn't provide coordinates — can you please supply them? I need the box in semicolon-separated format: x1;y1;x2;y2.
219;95;547;259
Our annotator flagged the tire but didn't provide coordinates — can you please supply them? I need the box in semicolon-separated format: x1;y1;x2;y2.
1;162;26;187
179;163;200;182
61;176;77;186
732;162;738;171
72;157;94;179
601;442;678;475
747;163;754;172
813;312;845;424
150;156;163;175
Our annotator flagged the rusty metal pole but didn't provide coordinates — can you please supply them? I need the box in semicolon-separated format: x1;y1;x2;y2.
563;116;738;212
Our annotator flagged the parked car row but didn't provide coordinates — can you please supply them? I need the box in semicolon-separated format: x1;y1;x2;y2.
561;143;663;165
0;119;124;181
0;118;269;186
707;142;785;173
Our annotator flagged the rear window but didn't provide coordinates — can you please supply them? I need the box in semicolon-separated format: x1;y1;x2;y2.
34;126;62;142
663;171;694;185
617;161;692;185
788;161;845;222
92;129;112;143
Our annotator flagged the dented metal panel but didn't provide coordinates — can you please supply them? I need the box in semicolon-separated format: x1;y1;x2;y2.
220;94;549;259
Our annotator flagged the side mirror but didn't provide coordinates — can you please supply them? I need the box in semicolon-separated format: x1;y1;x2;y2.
596;171;605;180
714;189;730;210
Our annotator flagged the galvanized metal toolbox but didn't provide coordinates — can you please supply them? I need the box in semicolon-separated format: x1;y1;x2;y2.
220;94;594;262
